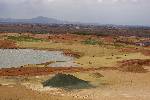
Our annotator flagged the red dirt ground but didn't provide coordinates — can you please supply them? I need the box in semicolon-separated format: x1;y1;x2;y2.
0;67;117;76
120;48;150;56
0;40;16;48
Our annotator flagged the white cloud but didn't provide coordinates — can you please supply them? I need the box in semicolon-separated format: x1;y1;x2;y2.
97;0;103;3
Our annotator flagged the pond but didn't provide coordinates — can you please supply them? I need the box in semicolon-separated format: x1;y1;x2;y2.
0;49;78;68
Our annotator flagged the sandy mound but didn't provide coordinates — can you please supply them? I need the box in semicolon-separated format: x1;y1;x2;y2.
42;73;92;89
141;50;150;56
118;59;150;73
90;72;104;78
118;63;146;73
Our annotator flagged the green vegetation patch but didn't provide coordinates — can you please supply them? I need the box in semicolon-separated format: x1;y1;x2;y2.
31;31;49;34
42;73;92;89
82;39;103;45
7;36;46;42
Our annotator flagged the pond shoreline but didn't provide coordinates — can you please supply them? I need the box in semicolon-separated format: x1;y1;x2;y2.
0;48;79;68
0;47;82;58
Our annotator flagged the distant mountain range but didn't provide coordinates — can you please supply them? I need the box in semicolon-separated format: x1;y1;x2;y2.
1;16;149;27
0;16;69;24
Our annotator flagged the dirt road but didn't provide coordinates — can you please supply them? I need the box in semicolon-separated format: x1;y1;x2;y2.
0;85;82;100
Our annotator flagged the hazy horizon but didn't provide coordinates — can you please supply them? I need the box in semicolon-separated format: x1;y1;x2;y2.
0;0;150;26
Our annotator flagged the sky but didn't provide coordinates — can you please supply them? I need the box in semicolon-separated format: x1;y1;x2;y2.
0;0;150;25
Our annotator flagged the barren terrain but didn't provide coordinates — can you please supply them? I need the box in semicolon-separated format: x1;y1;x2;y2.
0;33;150;100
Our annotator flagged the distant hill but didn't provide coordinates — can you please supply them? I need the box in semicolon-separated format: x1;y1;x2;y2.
0;16;68;24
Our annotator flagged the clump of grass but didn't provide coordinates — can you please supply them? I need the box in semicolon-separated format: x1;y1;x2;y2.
42;73;92;89
82;39;103;45
113;43;125;48
7;36;46;42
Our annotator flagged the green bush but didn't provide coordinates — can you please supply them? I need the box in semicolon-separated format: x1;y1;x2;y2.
32;31;49;34
7;36;46;42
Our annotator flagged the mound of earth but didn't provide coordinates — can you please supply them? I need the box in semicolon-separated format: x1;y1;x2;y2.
118;59;150;73
42;73;92;89
141;50;150;56
0;40;16;49
90;72;104;78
